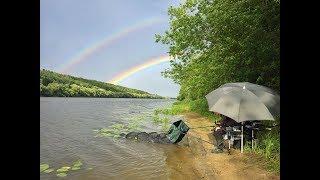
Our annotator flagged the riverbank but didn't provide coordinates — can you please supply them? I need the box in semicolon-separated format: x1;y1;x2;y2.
175;112;280;180
156;99;280;173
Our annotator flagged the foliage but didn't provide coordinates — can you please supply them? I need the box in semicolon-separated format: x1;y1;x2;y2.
71;160;83;171
44;168;54;173
40;160;88;177
155;98;220;122
40;164;49;172
155;0;280;173
152;114;162;124
94;114;149;138
244;130;280;173
152;114;172;132
156;0;280;100
56;166;71;173
94;125;125;138
154;102;189;115
161;117;171;132
40;69;163;99
56;173;68;177
153;99;220;132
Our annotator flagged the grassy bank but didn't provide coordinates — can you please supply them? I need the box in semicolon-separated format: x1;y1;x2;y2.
155;98;280;174
244;128;280;174
154;98;220;122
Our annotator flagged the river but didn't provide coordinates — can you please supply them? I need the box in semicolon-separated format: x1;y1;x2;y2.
40;97;196;180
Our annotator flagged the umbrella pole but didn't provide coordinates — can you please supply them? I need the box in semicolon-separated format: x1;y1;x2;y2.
241;122;244;153
251;129;254;149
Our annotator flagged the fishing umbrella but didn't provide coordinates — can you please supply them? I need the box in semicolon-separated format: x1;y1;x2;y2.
205;82;280;153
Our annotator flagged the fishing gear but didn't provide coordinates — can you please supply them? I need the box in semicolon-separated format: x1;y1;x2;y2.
189;125;214;129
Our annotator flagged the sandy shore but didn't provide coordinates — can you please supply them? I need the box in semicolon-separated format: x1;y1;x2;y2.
166;112;280;180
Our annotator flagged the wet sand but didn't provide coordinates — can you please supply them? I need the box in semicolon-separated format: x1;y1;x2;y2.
166;112;280;180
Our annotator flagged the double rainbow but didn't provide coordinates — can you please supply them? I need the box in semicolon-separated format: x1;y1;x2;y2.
59;17;166;74
107;55;173;84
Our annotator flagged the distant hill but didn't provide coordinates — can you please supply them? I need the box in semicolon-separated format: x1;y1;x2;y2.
40;69;163;99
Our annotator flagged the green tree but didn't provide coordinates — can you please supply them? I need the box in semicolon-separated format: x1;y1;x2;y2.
156;0;280;100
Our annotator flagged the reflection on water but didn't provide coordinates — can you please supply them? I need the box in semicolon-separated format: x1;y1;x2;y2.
41;98;199;179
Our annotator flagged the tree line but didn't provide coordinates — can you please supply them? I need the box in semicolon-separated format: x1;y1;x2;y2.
40;69;163;99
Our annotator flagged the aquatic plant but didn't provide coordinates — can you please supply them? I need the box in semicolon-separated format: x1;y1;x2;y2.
56;166;71;177
94;113;151;138
151;113;172;132
56;172;68;177
40;164;49;172
94;123;128;138
71;166;80;170
71;160;83;170
40;160;85;177
127;120;141;132
56;166;71;173
152;114;162;124
44;168;54;173
161;117;170;132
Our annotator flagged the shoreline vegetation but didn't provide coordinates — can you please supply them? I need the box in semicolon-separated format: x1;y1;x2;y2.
40;69;164;99
154;99;280;174
152;0;280;174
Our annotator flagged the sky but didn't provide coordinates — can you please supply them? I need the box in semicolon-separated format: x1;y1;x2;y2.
40;0;181;97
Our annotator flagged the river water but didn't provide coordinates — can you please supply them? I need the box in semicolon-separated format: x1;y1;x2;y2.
40;97;197;180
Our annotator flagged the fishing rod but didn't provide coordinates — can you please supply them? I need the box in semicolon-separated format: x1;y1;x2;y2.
189;125;215;129
187;126;215;145
187;134;215;145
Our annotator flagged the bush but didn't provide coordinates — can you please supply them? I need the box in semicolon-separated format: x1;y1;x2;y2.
245;130;280;174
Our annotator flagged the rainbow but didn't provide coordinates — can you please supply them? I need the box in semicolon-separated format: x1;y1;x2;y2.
107;55;173;84
59;17;166;74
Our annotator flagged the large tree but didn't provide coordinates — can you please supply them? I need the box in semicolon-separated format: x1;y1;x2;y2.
156;0;280;100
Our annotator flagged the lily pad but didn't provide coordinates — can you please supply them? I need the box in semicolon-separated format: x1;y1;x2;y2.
40;164;49;172
71;166;81;170
44;168;54;173
71;160;83;170
73;160;83;167
86;167;93;170
56;172;68;177
56;166;71;173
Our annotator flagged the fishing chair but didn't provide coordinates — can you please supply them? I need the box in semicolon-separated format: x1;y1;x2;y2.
225;126;242;155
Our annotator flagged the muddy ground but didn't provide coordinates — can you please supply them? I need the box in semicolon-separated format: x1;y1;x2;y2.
166;112;280;180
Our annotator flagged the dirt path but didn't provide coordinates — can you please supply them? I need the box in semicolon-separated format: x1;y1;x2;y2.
171;112;280;180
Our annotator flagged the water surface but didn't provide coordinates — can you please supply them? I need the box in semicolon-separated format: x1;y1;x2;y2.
40;97;196;179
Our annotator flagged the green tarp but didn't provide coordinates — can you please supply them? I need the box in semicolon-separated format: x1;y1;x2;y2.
167;120;190;143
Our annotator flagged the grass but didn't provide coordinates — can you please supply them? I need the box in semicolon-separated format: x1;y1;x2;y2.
154;98;220;122
244;130;280;174
152;114;171;132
